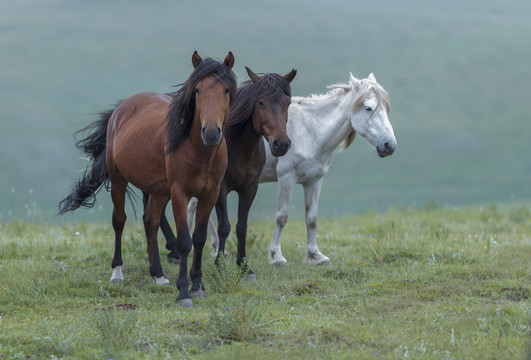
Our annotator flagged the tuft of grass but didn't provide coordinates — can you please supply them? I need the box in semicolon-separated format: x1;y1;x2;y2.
88;307;139;358
208;298;272;342
206;255;249;294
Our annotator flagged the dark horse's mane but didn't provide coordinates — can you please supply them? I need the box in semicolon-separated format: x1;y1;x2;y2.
227;73;292;128
165;58;237;154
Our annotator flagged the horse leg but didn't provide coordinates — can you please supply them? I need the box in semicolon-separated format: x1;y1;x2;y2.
190;195;218;300
187;197;197;231
110;182;127;284
214;186;230;266
189;197;219;257
269;175;296;266
143;194;170;284
160;203;179;263
208;213;219;258
235;184;258;281
145;193;179;263
171;194;194;307
303;178;330;265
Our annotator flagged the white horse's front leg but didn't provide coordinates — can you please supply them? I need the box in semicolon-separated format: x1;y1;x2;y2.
188;197;219;257
269;176;296;266
303;178;331;265
208;214;219;257
187;197;197;232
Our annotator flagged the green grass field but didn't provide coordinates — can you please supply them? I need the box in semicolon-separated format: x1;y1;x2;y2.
1;204;530;359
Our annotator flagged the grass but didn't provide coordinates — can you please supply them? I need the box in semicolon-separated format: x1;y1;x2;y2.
0;204;530;359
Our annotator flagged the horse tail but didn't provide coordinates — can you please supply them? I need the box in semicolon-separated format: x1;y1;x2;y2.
58;108;116;215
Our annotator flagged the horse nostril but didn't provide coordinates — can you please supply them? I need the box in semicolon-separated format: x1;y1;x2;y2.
287;139;292;150
272;139;280;150
383;142;395;155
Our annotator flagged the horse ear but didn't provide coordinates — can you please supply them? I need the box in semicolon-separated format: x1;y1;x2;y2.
245;66;261;84
283;69;297;83
368;73;377;82
223;51;235;70
192;51;202;69
349;72;359;84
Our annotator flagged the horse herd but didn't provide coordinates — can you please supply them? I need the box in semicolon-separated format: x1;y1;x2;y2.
59;51;396;307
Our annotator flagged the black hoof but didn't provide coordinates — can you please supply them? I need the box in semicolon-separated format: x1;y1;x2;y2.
245;273;257;282
191;289;207;300
167;253;180;264
177;298;194;308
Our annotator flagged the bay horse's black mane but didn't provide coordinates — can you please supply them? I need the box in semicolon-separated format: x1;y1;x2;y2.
227;73;292;128
166;58;237;154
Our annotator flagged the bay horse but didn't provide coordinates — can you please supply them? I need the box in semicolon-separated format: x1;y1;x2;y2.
156;67;296;279
191;73;396;266
59;52;237;307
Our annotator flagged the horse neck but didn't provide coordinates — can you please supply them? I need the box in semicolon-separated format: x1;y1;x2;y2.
297;91;354;155
226;117;262;155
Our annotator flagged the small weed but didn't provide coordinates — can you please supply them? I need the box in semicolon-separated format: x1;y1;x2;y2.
208;299;270;342
293;282;319;296
88;307;138;356
206;255;249;294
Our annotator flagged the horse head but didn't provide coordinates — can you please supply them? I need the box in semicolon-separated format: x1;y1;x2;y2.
192;51;236;147
246;66;296;156
347;73;396;157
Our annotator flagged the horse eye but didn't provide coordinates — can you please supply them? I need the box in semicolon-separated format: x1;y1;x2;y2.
258;100;265;107
194;88;200;95
224;88;230;95
365;106;372;112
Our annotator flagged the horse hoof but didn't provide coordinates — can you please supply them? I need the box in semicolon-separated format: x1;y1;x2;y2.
305;254;332;266
167;253;180;264
245;273;257;282
317;259;332;266
177;298;194;308
153;276;170;285
110;278;124;285
270;258;287;267
191;290;207;299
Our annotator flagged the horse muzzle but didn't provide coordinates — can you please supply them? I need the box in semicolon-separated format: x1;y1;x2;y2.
376;139;396;158
270;138;291;157
201;126;222;147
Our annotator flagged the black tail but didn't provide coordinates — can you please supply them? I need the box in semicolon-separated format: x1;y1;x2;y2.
58;109;115;215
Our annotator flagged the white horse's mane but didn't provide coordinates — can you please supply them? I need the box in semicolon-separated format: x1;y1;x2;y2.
293;75;390;115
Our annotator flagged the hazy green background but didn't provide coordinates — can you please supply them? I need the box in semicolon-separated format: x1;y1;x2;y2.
1;0;530;223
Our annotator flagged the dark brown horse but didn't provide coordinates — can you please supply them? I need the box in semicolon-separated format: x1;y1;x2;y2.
59;52;237;307
155;66;296;279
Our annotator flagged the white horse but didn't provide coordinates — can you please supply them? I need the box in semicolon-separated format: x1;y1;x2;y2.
189;73;396;265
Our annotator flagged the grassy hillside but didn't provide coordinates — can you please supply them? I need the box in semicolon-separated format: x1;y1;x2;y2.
1;0;531;222
1;204;530;358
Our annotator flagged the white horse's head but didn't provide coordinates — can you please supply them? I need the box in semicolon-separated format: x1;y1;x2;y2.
341;73;396;157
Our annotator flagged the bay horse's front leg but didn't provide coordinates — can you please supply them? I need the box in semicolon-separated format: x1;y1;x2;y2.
269;175;296;266
235;184;259;280
143;194;171;284
171;194;194;307
303;177;330;265
190;193;219;300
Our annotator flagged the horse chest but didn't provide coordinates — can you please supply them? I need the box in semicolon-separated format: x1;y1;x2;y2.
296;160;329;183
